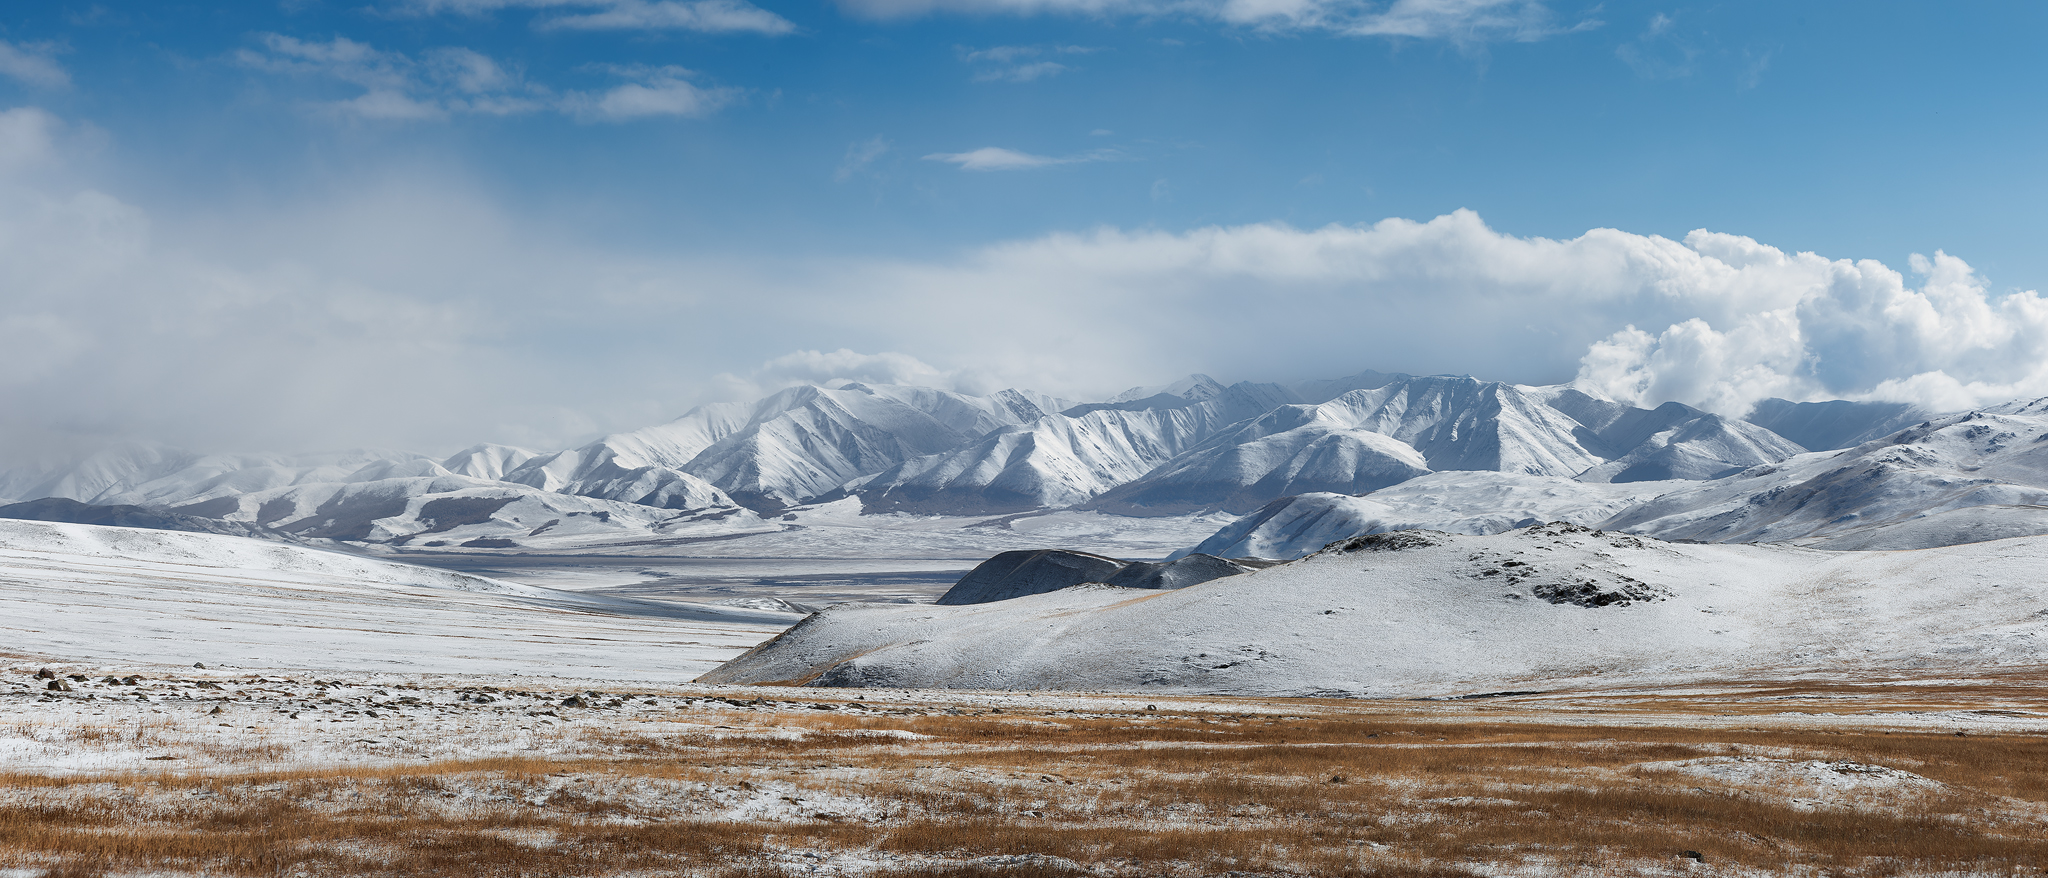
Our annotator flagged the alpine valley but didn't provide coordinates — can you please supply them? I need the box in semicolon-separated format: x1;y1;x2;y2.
9;367;2048;698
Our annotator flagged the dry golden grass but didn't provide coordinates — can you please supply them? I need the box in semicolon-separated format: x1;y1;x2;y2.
7;679;2048;876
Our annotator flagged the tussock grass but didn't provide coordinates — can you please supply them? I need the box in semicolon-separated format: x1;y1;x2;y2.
8;679;2048;876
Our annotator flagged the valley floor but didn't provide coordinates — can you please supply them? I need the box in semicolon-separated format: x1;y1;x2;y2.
7;655;2048;878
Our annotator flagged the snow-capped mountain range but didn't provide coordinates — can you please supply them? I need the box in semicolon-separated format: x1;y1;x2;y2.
7;367;2033;556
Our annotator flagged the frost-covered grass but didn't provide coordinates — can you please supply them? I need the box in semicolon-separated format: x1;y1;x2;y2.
7;665;2048;877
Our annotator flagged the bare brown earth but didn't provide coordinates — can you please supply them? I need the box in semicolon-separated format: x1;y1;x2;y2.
6;659;2048;877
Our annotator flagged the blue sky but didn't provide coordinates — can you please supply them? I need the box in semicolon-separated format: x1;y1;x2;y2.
6;1;2048;455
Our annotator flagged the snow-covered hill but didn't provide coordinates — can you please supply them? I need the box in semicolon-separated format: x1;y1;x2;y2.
1182;473;1681;559
702;523;2048;696
0;520;797;678
1603;402;2048;549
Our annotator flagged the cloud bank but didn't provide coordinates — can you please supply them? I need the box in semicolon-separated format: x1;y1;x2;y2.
238;34;740;121
6;102;2045;463
841;0;1591;42
397;0;796;34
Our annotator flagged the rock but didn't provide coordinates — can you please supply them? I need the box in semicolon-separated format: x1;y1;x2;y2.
1682;850;1705;862
561;696;587;708
193;663;206;669
34;668;54;680
45;679;71;692
936;549;1128;605
207;705;222;714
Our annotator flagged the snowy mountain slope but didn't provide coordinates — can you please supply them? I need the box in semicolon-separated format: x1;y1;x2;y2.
173;469;760;547
1600;406;2048;548
1536;390;1806;482
498;400;753;504
0;441;202;506
0;497;292;542
1083;377;1611;516
600;384;1067;511
851;405;1260;514
1744;398;1927;452
702;523;2048;696
0;520;797;679
7;446;436;513
441;444;539;481
1288;369;1410;405
1069;376;1299;419
1085;410;1432;514
1103;373;1228;406
469;384;1076;513
851;381;1318;514
1319;377;1606;475
1183;474;1681;560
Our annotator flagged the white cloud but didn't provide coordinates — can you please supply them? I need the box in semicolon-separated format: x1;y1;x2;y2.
538;0;797;32
845;0;1593;42
958;44;1095;81
802;211;2048;416
835;135;891;181
239;36;735;122
395;0;795;34
0;41;70;89
568;67;738;119
9;106;2044;463
0;106;63;171
923;146;1117;170
714;349;962;400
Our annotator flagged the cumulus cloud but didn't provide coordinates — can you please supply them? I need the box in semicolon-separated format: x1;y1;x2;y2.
0;40;70;89
8;105;2045;465
395;0;795;34
238;36;735;122
923;146;1116;170
811;211;2048;417
842;0;1592;42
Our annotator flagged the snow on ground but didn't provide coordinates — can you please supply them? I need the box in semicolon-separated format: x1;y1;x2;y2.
1184;474;1681;559
707;523;2048;697
0;520;799;681
382;503;1238;607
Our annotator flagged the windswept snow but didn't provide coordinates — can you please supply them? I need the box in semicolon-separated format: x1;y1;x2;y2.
0;520;797;679
703;523;2048;696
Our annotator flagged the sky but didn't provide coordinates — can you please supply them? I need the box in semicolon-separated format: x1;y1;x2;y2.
5;0;2048;458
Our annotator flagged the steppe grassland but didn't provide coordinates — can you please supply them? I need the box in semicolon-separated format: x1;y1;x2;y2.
5;670;2048;878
